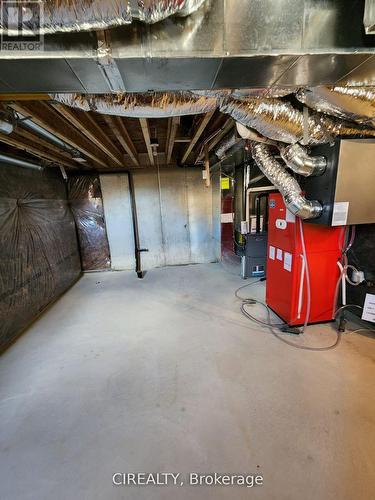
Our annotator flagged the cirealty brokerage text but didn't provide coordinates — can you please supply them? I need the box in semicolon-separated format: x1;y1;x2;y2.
113;472;264;488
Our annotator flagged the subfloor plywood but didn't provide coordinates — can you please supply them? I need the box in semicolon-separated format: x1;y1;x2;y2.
1;264;375;500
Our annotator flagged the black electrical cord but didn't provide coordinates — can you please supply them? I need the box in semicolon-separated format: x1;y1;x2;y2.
235;281;344;351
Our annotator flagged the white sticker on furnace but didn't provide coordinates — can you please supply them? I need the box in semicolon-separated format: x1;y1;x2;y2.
332;202;349;226
362;293;375;323
284;252;293;272
276;248;283;261
269;245;275;260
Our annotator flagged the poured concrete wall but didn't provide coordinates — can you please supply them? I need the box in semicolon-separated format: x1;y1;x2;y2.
100;167;220;271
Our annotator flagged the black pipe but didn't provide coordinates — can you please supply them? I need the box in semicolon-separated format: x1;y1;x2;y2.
126;171;148;279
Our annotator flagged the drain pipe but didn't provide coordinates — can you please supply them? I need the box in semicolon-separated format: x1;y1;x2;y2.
250;142;322;220
126;171;148;278
0;153;44;171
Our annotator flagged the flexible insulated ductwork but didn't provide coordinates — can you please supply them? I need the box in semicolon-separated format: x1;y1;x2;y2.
135;0;206;23
250;142;322;220
220;97;331;144
0;0;206;35
297;87;375;127
279;143;326;177
51;92;217;117
52;92;375;144
214;131;238;159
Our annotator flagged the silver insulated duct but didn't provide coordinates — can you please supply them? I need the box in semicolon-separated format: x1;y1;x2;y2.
279;144;326;177
250;142;322;220
297;87;375;128
0;0;206;35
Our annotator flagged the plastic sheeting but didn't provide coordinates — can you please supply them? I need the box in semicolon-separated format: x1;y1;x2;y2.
68;175;111;271
0;165;81;352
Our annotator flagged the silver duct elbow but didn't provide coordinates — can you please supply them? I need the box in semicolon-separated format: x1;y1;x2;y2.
279;143;326;177
250;142;322;220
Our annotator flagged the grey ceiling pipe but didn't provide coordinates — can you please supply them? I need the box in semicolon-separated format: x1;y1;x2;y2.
250;142;322;220
18;113;77;153
279;143;326;177
0;153;44;171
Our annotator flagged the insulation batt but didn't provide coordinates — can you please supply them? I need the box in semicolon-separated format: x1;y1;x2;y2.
68;175;111;271
0;165;81;352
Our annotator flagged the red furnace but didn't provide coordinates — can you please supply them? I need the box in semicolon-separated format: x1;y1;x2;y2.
266;193;343;326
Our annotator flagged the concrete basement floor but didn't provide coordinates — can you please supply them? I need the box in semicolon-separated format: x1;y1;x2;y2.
1;263;375;500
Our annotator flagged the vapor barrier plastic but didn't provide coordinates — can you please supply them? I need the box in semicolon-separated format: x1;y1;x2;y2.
0;165;81;352
68;175;111;271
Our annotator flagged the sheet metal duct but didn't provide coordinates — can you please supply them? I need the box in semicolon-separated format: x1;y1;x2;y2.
250;142;322;220
297;87;375;127
0;0;374;93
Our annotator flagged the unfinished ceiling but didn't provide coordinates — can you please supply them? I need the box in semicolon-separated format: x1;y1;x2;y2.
0;97;232;171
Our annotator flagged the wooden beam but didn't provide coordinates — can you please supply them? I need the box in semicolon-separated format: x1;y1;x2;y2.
181;111;214;164
0;93;50;101
174;137;191;143
51;103;123;166
139;118;154;166
166;116;180;164
0;132;78;169
104;115;139;166
10;102;109;168
204;145;210;188
197;118;235;162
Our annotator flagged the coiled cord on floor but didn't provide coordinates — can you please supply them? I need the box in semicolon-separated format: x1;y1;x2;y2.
235;280;344;351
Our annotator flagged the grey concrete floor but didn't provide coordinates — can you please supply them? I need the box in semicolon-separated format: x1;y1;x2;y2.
1;263;375;500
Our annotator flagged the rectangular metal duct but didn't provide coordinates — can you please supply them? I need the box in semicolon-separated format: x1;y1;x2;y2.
0;0;374;93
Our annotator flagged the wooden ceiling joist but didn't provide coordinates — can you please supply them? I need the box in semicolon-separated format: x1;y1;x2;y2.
181;111;214;164
9;102;109;168
104;115;139;167
197;118;235;162
139;118;154;166
166;116;180;165
52;104;124;167
0;94;49;101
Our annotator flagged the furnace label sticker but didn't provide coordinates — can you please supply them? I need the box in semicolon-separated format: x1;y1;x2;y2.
332;201;349;226
269;245;275;260
276;248;283;261
220;213;233;223
284;252;292;272
362;293;375;323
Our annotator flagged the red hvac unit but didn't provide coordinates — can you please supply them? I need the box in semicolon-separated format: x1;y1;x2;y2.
266;193;343;326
